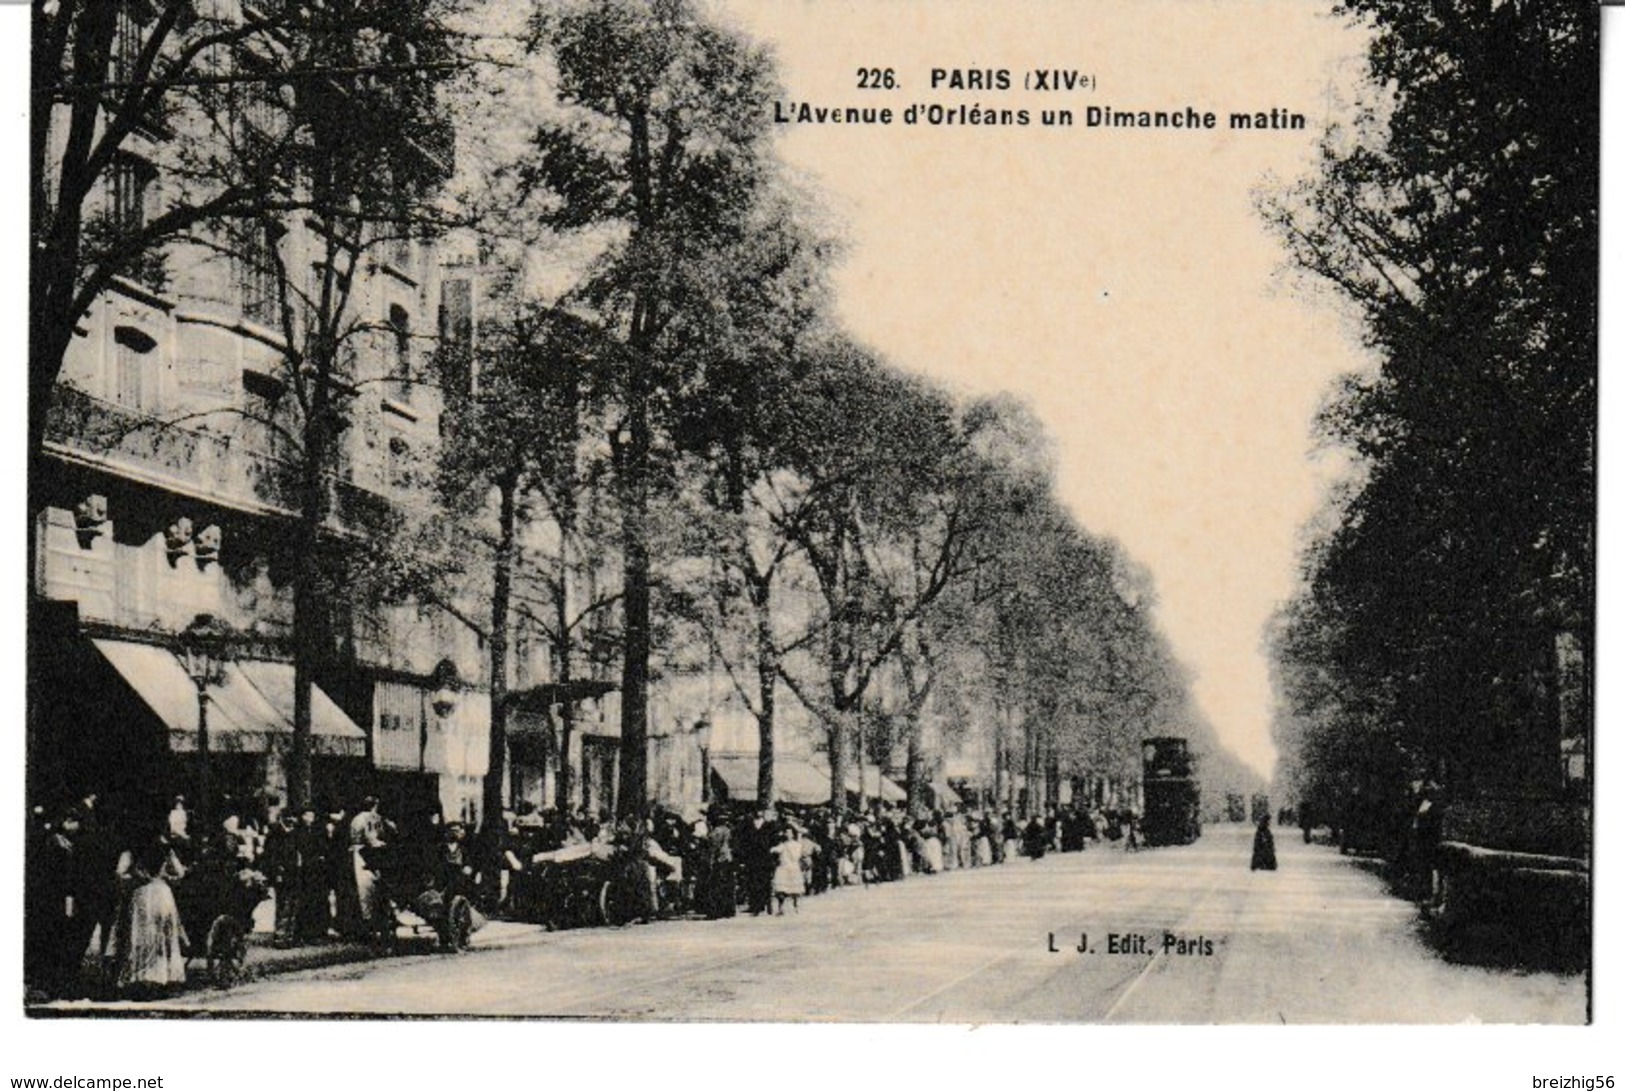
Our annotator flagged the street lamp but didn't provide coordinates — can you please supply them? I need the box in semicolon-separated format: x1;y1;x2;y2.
695;718;713;805
177;614;233;826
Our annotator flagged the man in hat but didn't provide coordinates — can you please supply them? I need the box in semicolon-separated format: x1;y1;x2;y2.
738;807;776;915
166;796;191;853
290;805;331;941
262;805;301;946
28;805;83;994
702;806;736;918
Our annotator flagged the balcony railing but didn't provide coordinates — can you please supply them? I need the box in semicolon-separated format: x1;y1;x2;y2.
45;383;399;535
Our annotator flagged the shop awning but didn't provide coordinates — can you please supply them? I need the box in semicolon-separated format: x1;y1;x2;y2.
930;779;963;806
710;754;833;806
93;640;366;757
233;660;368;757
840;765;907;803
504;680;617;712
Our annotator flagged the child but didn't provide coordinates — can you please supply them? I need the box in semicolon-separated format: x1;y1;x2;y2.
770;827;804;915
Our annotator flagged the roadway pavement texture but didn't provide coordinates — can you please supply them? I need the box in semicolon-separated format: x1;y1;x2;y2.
55;824;1587;1022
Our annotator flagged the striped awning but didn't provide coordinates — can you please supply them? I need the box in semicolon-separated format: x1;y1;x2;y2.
841;765;907;803
93;639;367;757
710;754;834;806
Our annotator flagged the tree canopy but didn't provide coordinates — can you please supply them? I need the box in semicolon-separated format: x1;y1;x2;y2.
1265;1;1595;811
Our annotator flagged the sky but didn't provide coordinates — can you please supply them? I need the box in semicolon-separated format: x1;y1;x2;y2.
716;0;1373;779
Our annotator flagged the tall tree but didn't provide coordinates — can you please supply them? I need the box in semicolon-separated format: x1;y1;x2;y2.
1262;1;1596;799
440;300;597;826
218;0;462;808
672;190;833;804
773;343;986;814
522;0;782;820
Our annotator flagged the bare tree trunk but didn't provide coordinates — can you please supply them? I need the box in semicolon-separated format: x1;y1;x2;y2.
1022;720;1036;817
553;580;576;813
828;636;850;817
617;399;651;823
752;577;776;805
828;730;851;817
904;716;926;814
484;469;518;829
288;394;327;813
1044;735;1060;810
993;699;1006;809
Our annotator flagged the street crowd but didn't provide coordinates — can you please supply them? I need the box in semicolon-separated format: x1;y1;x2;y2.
24;789;1139;1002
501;800;1137;921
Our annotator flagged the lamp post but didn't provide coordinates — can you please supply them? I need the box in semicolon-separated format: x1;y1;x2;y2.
695;718;713;805
177;614;232;827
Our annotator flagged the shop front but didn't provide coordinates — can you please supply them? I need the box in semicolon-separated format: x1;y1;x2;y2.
57;635;369;822
372;676;490;826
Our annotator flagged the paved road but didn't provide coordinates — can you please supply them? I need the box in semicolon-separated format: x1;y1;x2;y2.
134;824;1585;1022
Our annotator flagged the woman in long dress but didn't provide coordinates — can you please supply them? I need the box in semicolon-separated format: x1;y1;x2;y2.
921;821;945;875
108;840;188;997
348;798;390;940
973;814;994;867
1250;815;1278;872
770;829;804;915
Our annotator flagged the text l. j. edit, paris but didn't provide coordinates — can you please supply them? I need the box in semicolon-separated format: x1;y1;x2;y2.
1048;933;1216;956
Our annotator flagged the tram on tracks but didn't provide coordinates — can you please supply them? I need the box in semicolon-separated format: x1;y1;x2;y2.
1140;736;1201;847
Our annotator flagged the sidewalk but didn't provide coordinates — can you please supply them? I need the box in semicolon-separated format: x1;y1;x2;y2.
240;917;546;977
24;917;550;1012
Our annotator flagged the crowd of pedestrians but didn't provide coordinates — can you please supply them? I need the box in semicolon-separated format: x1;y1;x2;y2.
487;798;1141;923
23;789;487;1001
26;791;223;1000
26;786;1140;1002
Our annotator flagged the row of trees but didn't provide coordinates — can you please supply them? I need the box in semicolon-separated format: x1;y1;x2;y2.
33;0;1233;823
439;0;1241;819
1264;1;1595;827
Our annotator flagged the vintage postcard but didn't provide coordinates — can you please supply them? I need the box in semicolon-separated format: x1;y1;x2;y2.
13;0;1609;1080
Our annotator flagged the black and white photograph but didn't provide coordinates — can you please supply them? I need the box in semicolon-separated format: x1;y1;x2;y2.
10;0;1616;1082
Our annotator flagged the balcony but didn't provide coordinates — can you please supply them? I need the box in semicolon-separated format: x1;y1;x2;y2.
44;383;398;536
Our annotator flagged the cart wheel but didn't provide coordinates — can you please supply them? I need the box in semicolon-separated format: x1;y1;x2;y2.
1433;871;1459;929
599;879;633;927
444;895;474;952
206;915;248;988
567;887;593;928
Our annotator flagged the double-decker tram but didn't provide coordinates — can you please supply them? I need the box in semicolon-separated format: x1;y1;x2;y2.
1140;736;1202;846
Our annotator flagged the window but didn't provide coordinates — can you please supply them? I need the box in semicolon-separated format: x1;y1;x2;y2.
241;369;287;464
108;3;169;134
236;222;280;326
388;304;412;404
386;228;414;276
230;48;282;143
112;325;156;411
437;278;473;397
107;153;154;235
116;341;144;410
326;427;353;485
109;2;148;90
515;623;533;688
